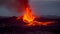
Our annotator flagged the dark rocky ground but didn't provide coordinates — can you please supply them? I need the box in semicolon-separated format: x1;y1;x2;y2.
0;16;60;34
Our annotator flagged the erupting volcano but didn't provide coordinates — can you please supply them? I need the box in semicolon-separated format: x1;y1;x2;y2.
17;0;53;26
17;6;53;26
22;6;53;26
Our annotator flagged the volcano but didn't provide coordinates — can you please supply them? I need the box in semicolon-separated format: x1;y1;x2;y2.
17;0;53;26
17;6;54;26
0;16;59;34
0;0;60;34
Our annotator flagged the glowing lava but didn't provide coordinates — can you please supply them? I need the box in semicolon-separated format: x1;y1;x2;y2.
17;6;53;26
22;6;36;26
17;0;53;26
22;6;53;26
23;6;35;23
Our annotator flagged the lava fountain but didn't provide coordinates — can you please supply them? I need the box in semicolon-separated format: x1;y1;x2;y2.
23;6;35;23
22;6;36;26
17;6;53;26
22;6;53;26
17;0;53;26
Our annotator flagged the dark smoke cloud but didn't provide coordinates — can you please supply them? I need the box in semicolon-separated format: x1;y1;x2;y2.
17;0;29;12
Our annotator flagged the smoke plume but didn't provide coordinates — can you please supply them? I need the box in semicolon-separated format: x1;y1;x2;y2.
17;0;29;13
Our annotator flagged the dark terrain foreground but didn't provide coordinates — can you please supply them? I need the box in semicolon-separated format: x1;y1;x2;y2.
0;16;60;34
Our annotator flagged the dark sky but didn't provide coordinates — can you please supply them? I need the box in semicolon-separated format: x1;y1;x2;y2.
0;0;60;17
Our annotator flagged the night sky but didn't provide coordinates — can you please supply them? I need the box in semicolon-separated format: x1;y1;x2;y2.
0;0;60;17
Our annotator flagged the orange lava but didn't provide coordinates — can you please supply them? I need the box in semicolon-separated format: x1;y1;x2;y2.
23;6;35;23
16;0;53;26
22;6;53;26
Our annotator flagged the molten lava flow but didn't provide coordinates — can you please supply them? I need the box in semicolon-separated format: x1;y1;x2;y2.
22;6;53;26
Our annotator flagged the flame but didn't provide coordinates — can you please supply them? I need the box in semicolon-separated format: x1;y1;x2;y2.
23;6;35;23
17;0;53;26
22;6;53;26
